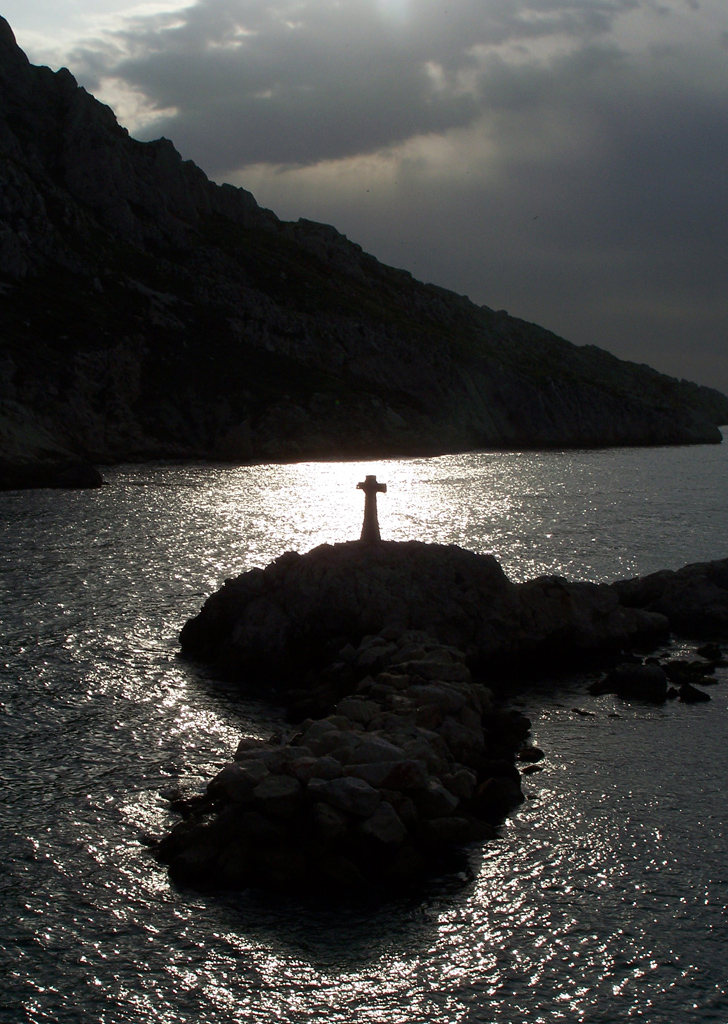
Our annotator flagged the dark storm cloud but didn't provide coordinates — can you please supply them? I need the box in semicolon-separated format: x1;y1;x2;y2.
70;0;642;170
62;0;728;392
235;35;728;387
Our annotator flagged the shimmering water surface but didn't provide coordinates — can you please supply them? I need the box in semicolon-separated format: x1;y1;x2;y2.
1;445;727;1023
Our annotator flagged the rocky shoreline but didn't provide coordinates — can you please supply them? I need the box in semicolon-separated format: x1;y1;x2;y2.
0;457;103;490
0;399;104;490
154;542;728;896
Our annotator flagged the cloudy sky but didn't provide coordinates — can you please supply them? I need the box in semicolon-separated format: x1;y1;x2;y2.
5;0;728;393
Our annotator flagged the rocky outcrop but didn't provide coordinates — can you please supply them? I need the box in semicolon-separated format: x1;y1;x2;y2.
179;540;669;681
2;16;727;487
179;544;728;701
0;398;102;488
589;662;669;703
613;559;728;637
156;632;534;893
588;648;722;704
162;545;728;894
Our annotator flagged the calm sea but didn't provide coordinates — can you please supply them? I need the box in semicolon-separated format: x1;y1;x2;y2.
1;443;727;1024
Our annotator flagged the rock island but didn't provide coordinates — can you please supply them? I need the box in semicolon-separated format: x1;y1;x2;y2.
156;483;728;895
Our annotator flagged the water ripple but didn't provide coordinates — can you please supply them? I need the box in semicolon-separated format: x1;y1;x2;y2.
1;449;727;1022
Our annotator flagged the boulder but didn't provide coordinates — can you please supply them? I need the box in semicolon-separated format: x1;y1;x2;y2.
437;718;485;762
401;736;450;775
407;684;467;714
379;759;430;791
696;642;724;662
412;779;460;819
613;560;728;636
215;840;252;889
517;746;545;764
310;802;348;841
257;848;310;889
590;663;668;703
406;661;471;683
234;737;272;759
441;767;478;801
419;816;486;846
169;845;219;886
359;802;408;846
334;697;382;725
678;683;711;703
287;755;343;783
472;777;525;821
252;775;302;818
413;703;444;729
663;659;717;685
298;723;353;758
207;761;269;803
306;776;381;817
475;759;521;784
247;745;315;773
343;759;427;790
347;736;406;764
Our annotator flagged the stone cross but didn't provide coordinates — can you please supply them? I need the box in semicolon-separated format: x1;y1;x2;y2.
357;475;387;543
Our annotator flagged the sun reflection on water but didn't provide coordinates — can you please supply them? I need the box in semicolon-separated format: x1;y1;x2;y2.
160;446;728;589
1;446;728;1023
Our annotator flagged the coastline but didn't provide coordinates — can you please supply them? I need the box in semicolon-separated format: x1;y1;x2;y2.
2;427;727;491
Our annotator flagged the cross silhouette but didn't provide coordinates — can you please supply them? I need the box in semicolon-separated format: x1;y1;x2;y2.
357;475;387;543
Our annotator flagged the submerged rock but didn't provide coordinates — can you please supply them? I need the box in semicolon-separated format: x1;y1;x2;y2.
696;643;725;663
678;682;711;704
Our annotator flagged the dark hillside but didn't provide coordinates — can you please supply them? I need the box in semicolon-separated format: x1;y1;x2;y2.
1;16;726;487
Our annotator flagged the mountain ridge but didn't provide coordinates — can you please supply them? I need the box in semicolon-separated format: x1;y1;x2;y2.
1;15;727;488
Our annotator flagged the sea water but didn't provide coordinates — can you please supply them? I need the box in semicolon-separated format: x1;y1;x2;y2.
1;443;727;1023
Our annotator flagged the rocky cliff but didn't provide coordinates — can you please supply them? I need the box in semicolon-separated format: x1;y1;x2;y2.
2;16;727;488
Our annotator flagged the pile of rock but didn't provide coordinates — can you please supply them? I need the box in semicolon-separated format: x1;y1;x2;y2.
156;632;536;893
589;644;724;704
